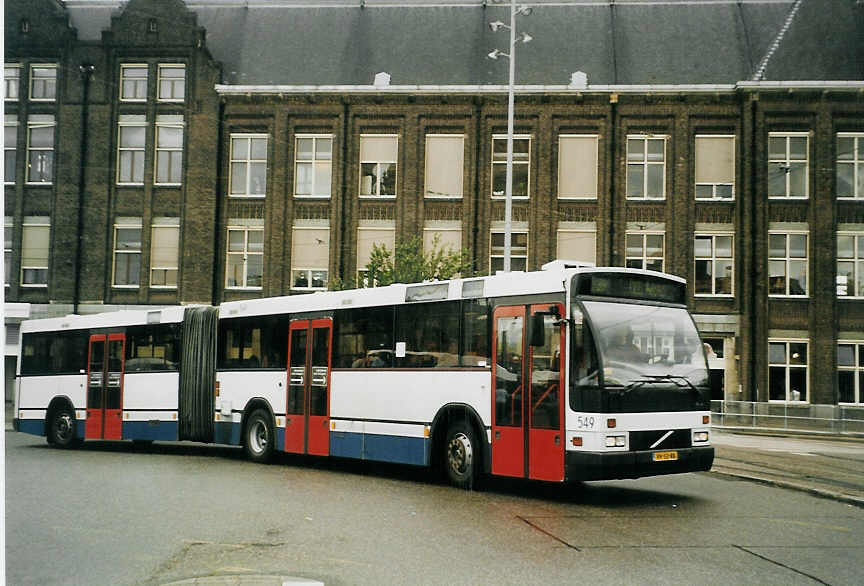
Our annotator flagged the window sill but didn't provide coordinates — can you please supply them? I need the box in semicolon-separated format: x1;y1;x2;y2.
119;99;147;103
768;196;809;200
769;295;809;299
154;183;182;188
149;286;178;290
359;195;396;200
28;98;56;103
695;294;735;298
294;194;332;200
116;183;145;188
20;284;48;288
112;285;140;290
491;196;529;200
625;197;666;201
425;195;464;200
225;287;263;291
25;182;53;187
837;197;864;201
557;196;598;201
157;99;185;104
695;198;735;203
768;400;810;405
228;194;266;199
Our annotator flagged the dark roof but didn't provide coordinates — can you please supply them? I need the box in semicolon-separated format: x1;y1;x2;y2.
62;0;864;86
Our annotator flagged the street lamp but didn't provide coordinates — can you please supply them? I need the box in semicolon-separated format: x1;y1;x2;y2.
488;1;532;273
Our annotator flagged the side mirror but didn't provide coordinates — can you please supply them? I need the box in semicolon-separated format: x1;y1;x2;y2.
528;313;546;347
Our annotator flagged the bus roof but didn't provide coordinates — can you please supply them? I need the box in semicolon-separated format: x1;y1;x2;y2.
20;306;188;334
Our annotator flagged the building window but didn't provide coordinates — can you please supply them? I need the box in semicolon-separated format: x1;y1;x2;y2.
627;135;666;200
423;221;462;256
291;224;329;290
492;135;530;199
625;232;664;272
558;135;598;199
838;342;864;404
294;135;332;198
359;135;398;197
29;65;57;101
490;231;528;273
769;232;808;296
26;115;54;184
5;116;17;184
21;218;49;287
120;64;148;101
113;220;142;287
769;340;808;402
837;232;864;298
150;220;179;288
157;64;185;102
4;217;13;287
695;135;735;200
837;133;864;200
694;234;734;296
155;115;183;185
356;224;395;285
768;132;808;198
226;227;264;289
425;134;464;198
557;226;596;264
229;134;267;198
5;64;20;101
117;115;146;185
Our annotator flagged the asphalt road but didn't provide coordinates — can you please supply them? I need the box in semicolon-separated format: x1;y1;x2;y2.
6;431;864;586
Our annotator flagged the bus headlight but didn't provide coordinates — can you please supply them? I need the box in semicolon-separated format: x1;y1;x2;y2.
693;431;709;443
605;435;626;447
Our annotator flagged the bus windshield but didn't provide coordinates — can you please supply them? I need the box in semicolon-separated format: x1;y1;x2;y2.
582;300;708;390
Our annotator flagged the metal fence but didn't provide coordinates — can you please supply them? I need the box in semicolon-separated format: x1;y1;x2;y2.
711;400;864;436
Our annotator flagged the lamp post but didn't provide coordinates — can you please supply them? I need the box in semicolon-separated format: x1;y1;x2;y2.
488;1;532;272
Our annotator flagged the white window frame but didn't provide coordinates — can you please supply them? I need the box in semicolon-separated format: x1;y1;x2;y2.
117;115;147;185
625;231;665;272
26;115;55;185
359;134;399;199
5;64;20;101
491;134;531;200
424;134;464;199
838;341;864;405
5;216;14;287
768;231;809;297
294;134;333;199
5;116;18;184
768;132;809;199
626;135;667;200
29;64;57;102
694;232;735;297
837;133;864;200
229;133;268;198
291;224;330;291
837;231;864;298
695;134;735;201
490;231;528;273
154;115;184;186
557;134;598;200
225;226;264;290
112;220;142;288
120;63;148;102
150;220;180;289
768;339;809;403
20;217;50;288
157;64;185;102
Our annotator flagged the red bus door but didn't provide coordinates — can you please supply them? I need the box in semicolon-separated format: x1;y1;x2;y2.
492;305;565;481
285;319;332;456
85;334;125;440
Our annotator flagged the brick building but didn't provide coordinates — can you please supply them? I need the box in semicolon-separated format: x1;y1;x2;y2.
4;0;864;417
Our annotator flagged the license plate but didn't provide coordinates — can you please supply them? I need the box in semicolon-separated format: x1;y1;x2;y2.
653;451;678;462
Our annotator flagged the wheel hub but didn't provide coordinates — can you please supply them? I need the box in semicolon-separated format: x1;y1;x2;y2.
447;432;472;475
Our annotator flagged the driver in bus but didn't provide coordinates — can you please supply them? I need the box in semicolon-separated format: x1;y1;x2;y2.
605;325;648;364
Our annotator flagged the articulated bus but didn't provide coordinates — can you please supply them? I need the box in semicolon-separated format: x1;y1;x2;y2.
14;261;713;488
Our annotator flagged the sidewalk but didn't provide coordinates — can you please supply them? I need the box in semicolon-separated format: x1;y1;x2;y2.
711;429;864;507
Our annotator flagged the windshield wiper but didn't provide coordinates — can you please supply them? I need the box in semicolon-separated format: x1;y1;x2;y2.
617;374;701;397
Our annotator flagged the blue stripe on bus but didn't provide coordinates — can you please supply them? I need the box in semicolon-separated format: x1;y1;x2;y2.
276;427;285;450
122;421;179;442
17;419;45;437
330;431;428;466
213;421;242;446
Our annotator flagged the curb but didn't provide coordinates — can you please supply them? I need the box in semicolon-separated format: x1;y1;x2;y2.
709;467;864;508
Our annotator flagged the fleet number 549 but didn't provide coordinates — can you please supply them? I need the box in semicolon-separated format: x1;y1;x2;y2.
575;416;596;429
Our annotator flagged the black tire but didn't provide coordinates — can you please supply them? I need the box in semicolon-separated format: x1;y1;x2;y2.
443;421;480;489
243;409;275;464
48;406;81;449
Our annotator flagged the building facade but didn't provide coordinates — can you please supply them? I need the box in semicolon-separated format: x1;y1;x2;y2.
5;0;864;416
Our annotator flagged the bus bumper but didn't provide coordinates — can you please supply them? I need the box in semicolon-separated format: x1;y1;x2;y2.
565;445;715;482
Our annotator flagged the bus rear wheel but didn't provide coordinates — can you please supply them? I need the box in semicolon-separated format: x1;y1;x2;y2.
444;422;479;489
48;407;81;449
243;409;274;464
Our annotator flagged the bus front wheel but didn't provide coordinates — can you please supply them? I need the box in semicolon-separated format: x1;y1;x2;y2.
243;409;274;464
444;422;479;489
48;407;81;449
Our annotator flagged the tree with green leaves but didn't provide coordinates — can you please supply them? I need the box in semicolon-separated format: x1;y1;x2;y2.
330;234;474;290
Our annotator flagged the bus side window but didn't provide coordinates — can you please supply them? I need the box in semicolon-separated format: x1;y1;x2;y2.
460;298;490;367
334;307;395;369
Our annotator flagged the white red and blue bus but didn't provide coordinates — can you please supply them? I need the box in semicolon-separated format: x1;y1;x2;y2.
14;261;714;488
